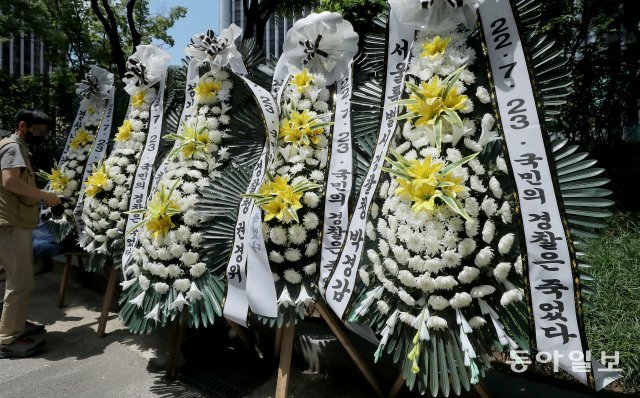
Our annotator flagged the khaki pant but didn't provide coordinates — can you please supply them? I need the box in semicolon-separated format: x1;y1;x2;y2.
0;226;33;344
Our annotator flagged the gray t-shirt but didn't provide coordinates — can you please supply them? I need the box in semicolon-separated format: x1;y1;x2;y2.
0;140;27;170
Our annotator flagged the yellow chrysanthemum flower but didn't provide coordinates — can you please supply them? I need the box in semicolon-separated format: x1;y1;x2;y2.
70;128;94;150
420;36;451;58
442;86;468;112
132;91;146;108
173;123;210;159
406;76;468;126
85;163;109;198
48;168;70;193
115;120;133;142
279;110;325;146
438;171;465;198
194;78;223;104
292;68;314;93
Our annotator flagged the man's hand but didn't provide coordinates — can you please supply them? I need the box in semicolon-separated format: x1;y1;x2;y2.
41;191;61;207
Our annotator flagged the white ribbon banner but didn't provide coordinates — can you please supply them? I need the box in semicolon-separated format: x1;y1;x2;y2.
121;78;167;272
326;9;416;318
149;59;199;196
479;0;619;389
319;67;354;296
223;76;279;327
73;88;116;239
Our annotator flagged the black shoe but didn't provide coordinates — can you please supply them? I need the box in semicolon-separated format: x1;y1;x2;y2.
23;320;46;337
0;336;46;358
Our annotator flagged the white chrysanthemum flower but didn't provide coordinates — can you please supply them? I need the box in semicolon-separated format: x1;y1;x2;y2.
498;233;515;255
270;226;287;245
167;264;182;278
458;238;476;258
377;300;389;314
190;262;207;278
496;156;508;173
383;258;399;275
475;86;491;103
500;201;513;224
303;262;317;275
399;312;416;325
482;220;496;243
442;250;462;267
303;191;320;208
450;292;472;309
359;268;370;285
427;316;447;330
288;225;307;245
489;176;503;199
425;258;445;274
428;295;449;311
190;232;203;247
170;244;186;259
398;290;416;306
269;250;284;263
458;266;480;284
481;197;498;217
284;269;302;284
475;246;494;267
138;275;150;291
493;262;511;282
417;274;436;292
468;316;487;329
367;249;380;265
186;282;203;302
173;278;191;292
180;251;199;266
154;282;169;294
309;170;324;181
470;285;496;298
303;213;319;230
284;248;302;262
464;197;479;217
398;270;417;288
501;289;524;306
470;175;486;192
183;210;199;226
514;255;523;275
465;219;479;237
435;275;458;290
305;240;318;257
392;245;410;265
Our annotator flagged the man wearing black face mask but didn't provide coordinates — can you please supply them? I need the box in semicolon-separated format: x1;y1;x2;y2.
0;109;61;358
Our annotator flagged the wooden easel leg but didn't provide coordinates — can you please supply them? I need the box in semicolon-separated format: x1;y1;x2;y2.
275;322;295;398
96;266;118;338
387;373;404;398
473;382;491;398
166;312;186;379
315;301;385;398
274;326;284;360
57;254;72;308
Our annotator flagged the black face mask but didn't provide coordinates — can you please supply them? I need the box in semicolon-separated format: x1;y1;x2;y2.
25;130;46;146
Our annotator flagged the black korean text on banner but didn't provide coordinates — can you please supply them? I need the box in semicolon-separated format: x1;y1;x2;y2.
121;79;166;272
73;88;116;239
325;9;416;318
478;0;619;389
223;76;279;327
319;68;354;297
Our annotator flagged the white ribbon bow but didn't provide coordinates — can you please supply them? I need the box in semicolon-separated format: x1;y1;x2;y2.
388;0;484;30
123;45;171;95
76;65;114;100
185;24;247;75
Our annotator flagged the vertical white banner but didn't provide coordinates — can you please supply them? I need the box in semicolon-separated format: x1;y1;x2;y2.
319;68;354;296
325;10;416;319
479;0;619;389
73;88;115;239
223;76;279;327
121;79;166;271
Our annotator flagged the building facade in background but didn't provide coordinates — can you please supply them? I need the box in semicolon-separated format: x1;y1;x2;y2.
219;0;312;60
0;33;50;76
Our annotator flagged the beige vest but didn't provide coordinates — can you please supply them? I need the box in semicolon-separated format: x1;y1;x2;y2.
0;135;39;228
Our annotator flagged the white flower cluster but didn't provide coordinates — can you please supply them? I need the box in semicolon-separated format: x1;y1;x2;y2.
80;86;157;254
262;69;331;306
125;68;233;314
356;31;523;338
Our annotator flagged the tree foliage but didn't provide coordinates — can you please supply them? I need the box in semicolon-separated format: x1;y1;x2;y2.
317;0;387;40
